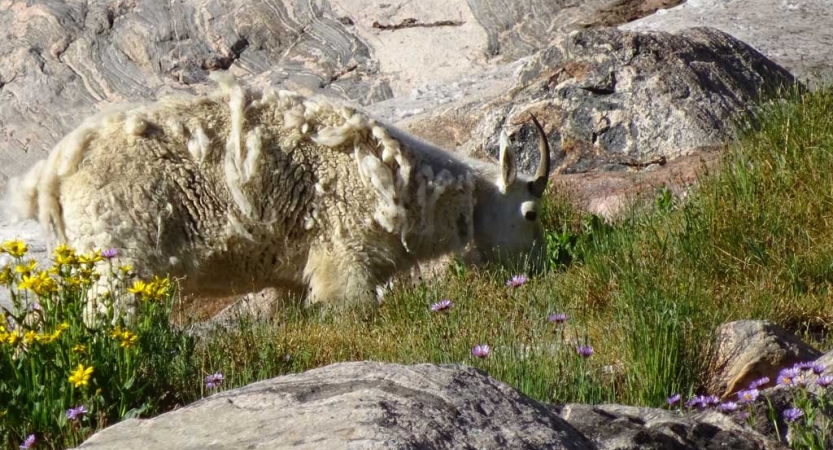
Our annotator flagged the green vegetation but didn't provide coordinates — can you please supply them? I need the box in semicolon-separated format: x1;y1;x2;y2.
3;87;833;448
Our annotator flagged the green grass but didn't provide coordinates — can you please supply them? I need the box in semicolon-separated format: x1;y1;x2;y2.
3;87;833;448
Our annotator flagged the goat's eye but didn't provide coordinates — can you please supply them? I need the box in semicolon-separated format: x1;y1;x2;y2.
524;210;537;221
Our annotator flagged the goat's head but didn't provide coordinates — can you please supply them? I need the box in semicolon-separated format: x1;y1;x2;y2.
472;116;551;272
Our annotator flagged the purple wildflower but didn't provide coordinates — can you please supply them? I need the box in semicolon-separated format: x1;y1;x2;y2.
471;344;490;358
576;345;594;358
719;402;739;413
777;367;801;386
794;361;815;371
506;275;527;288
204;372;224;389
19;434;35;450
66;405;88;420
738;411;750;420
783;408;804;423
548;313;568;323
748;376;770;389
101;248;118;259
430;299;453;312
737;389;760;404
686;396;707;410
667;393;681;405
817;375;833;388
703;395;720;406
812;363;826;375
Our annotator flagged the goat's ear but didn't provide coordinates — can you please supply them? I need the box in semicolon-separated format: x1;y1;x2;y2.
498;130;517;194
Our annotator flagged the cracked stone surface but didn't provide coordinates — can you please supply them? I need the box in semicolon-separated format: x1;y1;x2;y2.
74;361;789;450
557;404;787;450
75;362;596;450
403;27;796;176
621;0;833;88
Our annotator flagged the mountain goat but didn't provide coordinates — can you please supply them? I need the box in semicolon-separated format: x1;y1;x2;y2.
4;73;551;310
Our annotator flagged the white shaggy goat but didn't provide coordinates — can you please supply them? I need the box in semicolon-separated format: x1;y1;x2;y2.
4;73;551;310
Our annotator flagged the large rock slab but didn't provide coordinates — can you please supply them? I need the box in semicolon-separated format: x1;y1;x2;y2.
558;403;787;449
621;0;833;88
707;320;822;399
456;27;796;175
76;362;595;450
76;361;788;449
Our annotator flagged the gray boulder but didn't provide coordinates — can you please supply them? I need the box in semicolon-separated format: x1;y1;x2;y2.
76;362;595;450
75;361;788;450
622;0;833;88
558;403;787;450
707;320;822;399
456;27;797;176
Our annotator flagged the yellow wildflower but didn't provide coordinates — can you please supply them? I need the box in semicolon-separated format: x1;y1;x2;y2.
0;326;8;343
23;330;37;344
35;333;55;344
148;276;171;299
68;364;94;388
0;265;11;286
53;243;73;256
151;275;170;289
14;259;37;276
119;264;133;274
34;271;57;295
18;271;58;296
78;251;103;266
127;280;148;296
72;344;87;354
54;253;77;266
119;330;138;348
74;268;96;286
18;274;37;291
40;325;67;343
54;244;77;267
2;239;28;258
7;332;20;346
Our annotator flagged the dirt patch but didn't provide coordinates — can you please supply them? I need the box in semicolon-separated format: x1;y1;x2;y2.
585;0;686;28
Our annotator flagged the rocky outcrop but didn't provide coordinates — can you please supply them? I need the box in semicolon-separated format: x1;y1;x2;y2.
707;320;823;399
76;362;595;450
621;0;833;88
76;361;786;450
452;27;796;176
558;404;787;450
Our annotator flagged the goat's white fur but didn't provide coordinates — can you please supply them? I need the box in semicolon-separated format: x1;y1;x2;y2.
4;74;548;312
